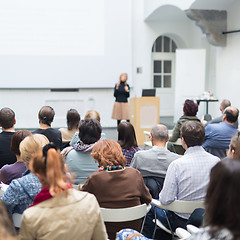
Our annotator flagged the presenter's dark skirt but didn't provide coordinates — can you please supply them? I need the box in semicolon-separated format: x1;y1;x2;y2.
112;102;130;120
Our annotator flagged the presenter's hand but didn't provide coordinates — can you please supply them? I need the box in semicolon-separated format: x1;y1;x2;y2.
124;85;129;92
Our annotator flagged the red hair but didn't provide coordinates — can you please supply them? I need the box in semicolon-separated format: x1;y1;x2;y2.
30;149;72;196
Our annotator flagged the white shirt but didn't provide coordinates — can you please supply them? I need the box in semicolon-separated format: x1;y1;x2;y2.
159;146;220;219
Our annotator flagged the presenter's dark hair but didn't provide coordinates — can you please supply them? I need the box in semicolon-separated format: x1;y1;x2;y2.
78;119;102;144
38;106;55;126
204;158;240;239
183;99;198;116
0;107;15;129
181;121;205;147
67;109;80;130
118;122;138;149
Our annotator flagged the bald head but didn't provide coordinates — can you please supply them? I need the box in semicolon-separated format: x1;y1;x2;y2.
150;124;169;144
223;106;239;124
220;99;231;112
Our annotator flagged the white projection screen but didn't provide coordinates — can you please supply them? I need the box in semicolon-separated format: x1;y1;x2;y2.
0;0;132;88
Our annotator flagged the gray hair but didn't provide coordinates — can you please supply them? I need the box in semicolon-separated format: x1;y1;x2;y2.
150;124;168;141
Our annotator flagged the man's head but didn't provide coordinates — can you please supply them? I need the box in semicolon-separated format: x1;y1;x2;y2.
181;121;205;149
38;106;55;127
150;124;169;146
0;107;16;130
220;99;231;113
223;106;239;124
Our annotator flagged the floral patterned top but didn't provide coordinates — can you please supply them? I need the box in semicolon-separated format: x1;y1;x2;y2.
1;169;41;214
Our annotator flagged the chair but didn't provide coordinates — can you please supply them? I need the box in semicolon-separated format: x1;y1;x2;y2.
12;213;22;228
151;199;204;238
175;224;200;239
100;204;151;233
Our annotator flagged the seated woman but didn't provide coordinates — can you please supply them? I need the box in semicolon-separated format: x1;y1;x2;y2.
20;144;107;240
32;106;62;148
118;122;140;166
70;110;106;146
59;109;80;149
1;134;49;214
189;158;240;239
0;130;31;184
64;119;102;184
167;99;200;155
81;140;152;240
227;132;240;160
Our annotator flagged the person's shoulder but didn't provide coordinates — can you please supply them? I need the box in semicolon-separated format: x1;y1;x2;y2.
166;150;180;159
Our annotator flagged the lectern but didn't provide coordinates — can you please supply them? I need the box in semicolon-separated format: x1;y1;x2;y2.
130;97;160;145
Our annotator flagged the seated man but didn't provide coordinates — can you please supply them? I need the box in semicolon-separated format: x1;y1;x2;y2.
32;106;62;148
203;106;239;158
0;107;17;168
144;121;219;239
131;124;179;198
64;119;101;184
202;99;238;129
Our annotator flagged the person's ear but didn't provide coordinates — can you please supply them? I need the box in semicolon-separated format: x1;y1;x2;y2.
14;119;16;125
222;113;226;121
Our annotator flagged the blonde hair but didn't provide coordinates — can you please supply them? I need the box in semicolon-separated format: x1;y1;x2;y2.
19;134;49;165
119;73;128;83
84;110;100;122
30;148;71;197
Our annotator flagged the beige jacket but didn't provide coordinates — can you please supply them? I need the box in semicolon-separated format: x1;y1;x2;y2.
20;189;107;240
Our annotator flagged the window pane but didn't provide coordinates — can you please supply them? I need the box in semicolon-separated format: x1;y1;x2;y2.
154;75;162;88
164;61;171;73
172;40;177;52
154;61;162;73
164;75;171;88
164;36;170;52
156;36;162;52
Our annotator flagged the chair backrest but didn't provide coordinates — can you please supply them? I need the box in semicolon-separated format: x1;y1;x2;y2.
151;199;204;214
12;213;22;228
100;204;151;222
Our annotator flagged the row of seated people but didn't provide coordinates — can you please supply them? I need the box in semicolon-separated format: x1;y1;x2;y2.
0;103;239;239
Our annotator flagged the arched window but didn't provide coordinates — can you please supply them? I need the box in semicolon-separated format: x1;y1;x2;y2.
152;36;178;88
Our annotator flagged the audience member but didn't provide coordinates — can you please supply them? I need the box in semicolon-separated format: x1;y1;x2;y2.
131;124;179;198
203;106;239;158
144;121;219;239
32;106;62;148
228;132;240;160
189;158;240;240
118;122;140;166
59;109;80;148
70;110;106;146
202;99;238;129
0;130;31;184
0;200;17;240
20;144;107;240
63;119;101;184
0;107;17;168
81;140;152;240
1;134;49;214
116;229;151;240
167;99;200;155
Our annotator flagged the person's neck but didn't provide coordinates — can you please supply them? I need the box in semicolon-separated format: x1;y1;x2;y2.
16;155;23;162
152;140;166;147
2;127;15;132
223;119;235;126
39;123;51;129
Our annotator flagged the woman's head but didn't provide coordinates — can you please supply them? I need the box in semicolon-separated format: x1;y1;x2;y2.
38;106;55;126
78;119;102;144
205;158;240;237
10;130;32;157
119;73;127;83
19;134;49;166
91;140;126;169
30;143;71;196
228;132;240;160
84;110;101;122
67;109;80;130
118;122;138;149
183;99;198;116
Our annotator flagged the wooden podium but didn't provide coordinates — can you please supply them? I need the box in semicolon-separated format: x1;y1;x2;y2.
130;97;160;145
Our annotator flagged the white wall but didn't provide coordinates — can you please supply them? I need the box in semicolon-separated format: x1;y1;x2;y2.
215;0;240;113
